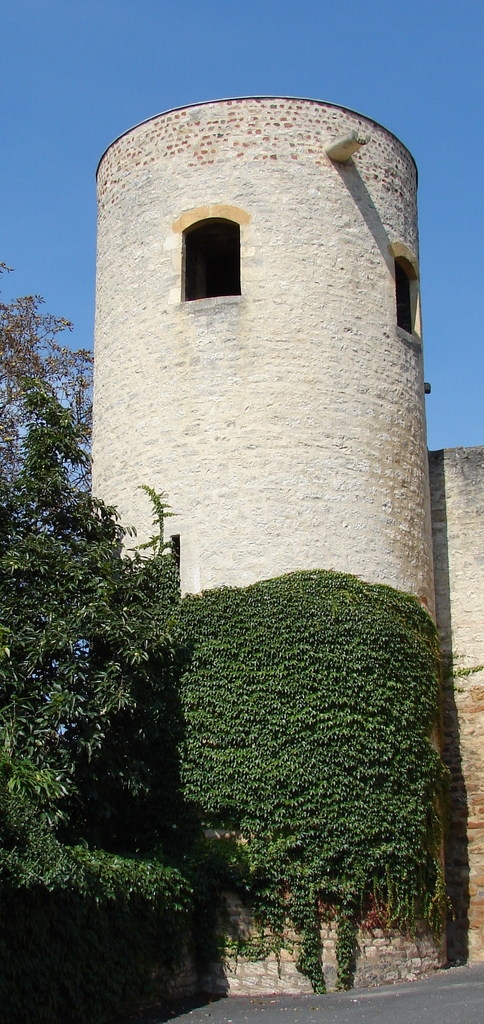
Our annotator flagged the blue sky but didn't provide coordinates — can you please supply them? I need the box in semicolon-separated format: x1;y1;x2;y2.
1;0;482;450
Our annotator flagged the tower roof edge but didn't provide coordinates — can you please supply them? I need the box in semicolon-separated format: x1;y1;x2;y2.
95;96;418;180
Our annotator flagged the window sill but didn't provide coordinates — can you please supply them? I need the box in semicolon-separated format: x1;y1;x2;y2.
396;325;422;348
181;294;243;308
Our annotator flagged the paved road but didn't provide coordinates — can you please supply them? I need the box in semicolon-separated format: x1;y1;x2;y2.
115;964;484;1024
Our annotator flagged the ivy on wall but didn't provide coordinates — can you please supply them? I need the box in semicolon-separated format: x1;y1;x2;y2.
177;570;448;990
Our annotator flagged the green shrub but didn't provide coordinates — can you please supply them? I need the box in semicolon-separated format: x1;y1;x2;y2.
0;789;193;1024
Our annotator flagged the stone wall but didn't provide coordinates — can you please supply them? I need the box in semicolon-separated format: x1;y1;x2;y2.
429;447;484;962
93;97;434;610
198;892;442;995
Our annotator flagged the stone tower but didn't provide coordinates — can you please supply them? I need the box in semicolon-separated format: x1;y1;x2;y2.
93;97;484;968
92;97;433;607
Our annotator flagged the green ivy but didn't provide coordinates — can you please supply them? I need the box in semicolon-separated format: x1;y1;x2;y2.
177;570;449;990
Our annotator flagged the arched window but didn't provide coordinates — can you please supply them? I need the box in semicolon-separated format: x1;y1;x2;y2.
394;257;415;333
183;218;241;301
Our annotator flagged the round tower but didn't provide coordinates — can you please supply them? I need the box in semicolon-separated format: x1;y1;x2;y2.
92;97;434;608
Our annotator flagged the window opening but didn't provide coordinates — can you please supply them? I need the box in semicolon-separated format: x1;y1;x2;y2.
395;259;412;333
183;219;241;301
170;534;181;575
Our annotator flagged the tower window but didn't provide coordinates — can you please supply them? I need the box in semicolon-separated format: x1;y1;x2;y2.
170;534;181;575
183;219;241;301
394;259;413;333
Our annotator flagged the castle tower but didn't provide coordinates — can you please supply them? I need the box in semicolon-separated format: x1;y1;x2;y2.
92;97;433;608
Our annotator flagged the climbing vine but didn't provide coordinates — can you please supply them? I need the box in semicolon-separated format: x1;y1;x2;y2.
177;570;448;990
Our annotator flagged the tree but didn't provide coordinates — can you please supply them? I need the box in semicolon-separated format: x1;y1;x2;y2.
0;272;197;1020
0;381;187;855
0;264;92;485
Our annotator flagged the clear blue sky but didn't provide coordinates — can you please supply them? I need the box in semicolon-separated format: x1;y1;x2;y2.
1;0;482;450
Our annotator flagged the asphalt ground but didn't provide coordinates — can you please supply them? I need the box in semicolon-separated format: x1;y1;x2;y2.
114;963;484;1024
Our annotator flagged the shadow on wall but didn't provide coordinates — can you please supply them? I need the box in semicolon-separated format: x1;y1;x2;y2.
332;159;423;359
332;157;392;267
429;450;470;962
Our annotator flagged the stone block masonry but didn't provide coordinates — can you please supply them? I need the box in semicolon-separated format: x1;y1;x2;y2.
198;893;442;994
93;97;434;610
429;447;484;963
